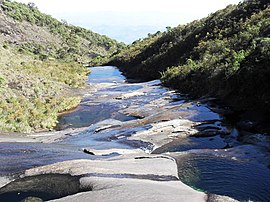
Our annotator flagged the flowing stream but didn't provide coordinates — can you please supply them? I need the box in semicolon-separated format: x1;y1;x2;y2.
1;66;270;201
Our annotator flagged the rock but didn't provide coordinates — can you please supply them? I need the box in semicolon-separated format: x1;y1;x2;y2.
0;174;85;202
94;125;116;133
207;194;239;202
238;132;270;147
84;148;142;156
0;177;11;188
22;155;207;202
22;197;44;202
83;149;95;155
128;119;197;149
50;177;206;202
237;120;256;131
116;91;145;100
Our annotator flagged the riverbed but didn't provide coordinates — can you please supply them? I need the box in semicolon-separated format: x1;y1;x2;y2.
0;66;269;202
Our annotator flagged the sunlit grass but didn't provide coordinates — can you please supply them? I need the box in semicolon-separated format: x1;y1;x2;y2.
0;45;89;132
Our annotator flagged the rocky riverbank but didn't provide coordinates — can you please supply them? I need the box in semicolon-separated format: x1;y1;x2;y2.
0;67;269;201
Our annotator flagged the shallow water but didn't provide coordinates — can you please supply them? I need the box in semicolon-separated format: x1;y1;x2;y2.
57;66;140;130
57;103;135;130
88;66;125;83
176;103;222;122
101;85;143;92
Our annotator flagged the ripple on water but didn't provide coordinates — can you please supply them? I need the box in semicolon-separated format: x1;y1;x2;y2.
175;153;270;202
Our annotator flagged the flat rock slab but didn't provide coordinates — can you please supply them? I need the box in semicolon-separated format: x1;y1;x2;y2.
25;155;179;178
22;155;207;202
0;127;89;143
51;177;206;202
128;119;197;149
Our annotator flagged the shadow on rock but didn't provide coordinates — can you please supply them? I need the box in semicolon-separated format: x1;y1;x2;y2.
0;174;91;202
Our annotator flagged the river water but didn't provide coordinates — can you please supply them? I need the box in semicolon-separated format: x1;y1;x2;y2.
1;66;270;201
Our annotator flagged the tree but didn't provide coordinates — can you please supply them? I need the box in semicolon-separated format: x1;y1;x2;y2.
166;26;172;32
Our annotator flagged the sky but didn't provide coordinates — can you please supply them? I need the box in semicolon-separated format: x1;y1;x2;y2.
15;0;242;43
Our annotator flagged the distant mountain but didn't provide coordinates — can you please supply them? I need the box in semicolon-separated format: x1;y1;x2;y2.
0;0;124;132
89;25;166;44
108;0;270;112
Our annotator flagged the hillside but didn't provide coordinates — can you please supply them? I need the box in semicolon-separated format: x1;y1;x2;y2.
0;0;124;132
0;0;125;64
108;0;270;112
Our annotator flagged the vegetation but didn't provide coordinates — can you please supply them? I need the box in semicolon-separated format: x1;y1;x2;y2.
0;44;90;132
0;0;125;132
108;0;270;112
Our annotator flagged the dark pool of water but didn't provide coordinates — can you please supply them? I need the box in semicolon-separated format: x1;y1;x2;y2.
175;153;270;202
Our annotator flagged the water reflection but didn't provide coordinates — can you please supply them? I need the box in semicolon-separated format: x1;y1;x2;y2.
88;66;125;83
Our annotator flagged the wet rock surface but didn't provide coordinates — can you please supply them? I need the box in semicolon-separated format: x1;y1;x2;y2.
0;174;88;202
0;66;269;201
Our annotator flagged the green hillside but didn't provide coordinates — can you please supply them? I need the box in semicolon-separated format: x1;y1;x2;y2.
0;0;125;63
109;0;270;112
0;0;125;132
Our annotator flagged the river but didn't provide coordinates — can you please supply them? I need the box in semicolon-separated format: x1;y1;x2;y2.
0;66;270;201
